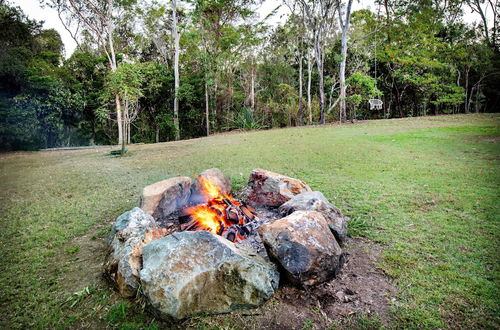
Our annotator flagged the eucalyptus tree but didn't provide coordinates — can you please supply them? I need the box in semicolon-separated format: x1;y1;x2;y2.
465;0;499;48
337;0;353;122
191;0;261;130
47;0;127;146
171;0;181;140
289;13;308;125
140;3;171;64
104;62;146;151
294;0;338;124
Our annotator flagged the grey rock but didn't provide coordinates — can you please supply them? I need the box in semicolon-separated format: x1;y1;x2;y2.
104;207;156;297
259;210;343;286
140;231;279;319
245;169;312;207
139;177;192;220
278;191;348;243
190;168;232;204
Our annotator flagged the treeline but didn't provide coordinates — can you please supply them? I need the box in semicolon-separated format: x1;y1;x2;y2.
0;0;498;151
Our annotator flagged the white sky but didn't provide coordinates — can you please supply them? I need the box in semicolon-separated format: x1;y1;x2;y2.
11;0;491;59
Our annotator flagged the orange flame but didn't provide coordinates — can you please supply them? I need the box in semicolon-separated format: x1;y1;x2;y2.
187;177;248;236
188;205;222;234
199;177;221;200
187;177;228;234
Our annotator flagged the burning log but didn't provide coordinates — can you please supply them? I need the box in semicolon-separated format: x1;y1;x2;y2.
240;204;256;220
180;177;258;242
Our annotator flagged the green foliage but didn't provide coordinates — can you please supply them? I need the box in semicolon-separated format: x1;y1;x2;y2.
106;63;145;102
231;107;265;130
1;0;498;150
346;72;382;119
0;3;86;150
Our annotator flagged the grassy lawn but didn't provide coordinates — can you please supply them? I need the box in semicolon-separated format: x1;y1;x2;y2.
0;114;498;329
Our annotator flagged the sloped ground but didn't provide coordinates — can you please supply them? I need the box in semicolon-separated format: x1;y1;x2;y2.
0;114;498;329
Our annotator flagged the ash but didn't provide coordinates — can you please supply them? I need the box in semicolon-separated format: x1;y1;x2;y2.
234;205;282;260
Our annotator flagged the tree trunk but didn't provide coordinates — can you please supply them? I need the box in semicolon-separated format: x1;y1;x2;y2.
298;53;303;125
172;0;181;141
115;94;123;148
314;38;325;124
127;123;131;144
473;0;491;45
205;80;210;136
307;53;312;124
250;56;255;110
105;0;123;147
338;0;353;123
339;50;347;122
465;67;470;113
156;126;160;143
121;115;126;154
394;81;403;117
475;85;480;113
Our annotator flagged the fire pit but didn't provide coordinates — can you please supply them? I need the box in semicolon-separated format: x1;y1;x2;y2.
104;169;349;319
176;176;265;245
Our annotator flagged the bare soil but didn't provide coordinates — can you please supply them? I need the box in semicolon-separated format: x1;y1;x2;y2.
204;237;398;329
60;222;396;329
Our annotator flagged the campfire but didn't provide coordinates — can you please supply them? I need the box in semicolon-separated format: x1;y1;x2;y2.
105;168;349;320
181;177;258;243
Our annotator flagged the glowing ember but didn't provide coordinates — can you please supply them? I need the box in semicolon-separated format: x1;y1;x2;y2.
184;176;257;241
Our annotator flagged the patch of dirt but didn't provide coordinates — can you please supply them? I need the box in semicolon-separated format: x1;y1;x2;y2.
195;237;397;329
411;193;456;213
57;221;112;294
54;219;125;328
465;134;500;144
58;222;396;329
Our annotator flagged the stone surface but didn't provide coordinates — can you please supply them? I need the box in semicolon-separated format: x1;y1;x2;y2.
139;177;192;219
245;169;312;207
104;207;157;297
259;210;343;286
278;191;349;243
190;168;232;204
140;230;280;319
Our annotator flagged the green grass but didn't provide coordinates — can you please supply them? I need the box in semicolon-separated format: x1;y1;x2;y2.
0;114;499;329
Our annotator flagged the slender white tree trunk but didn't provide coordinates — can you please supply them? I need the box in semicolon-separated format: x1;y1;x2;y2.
172;0;180;141
307;53;312;123
250;58;255;110
339;46;347;122
298;53;303;125
106;0;123;146
127;123;131;144
314;36;325;124
338;0;353;123
115;94;123;147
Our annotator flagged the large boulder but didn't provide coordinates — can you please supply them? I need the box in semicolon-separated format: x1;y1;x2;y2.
104;207;157;297
278;191;348;243
259;210;343;286
190;168;232;204
140;231;280;319
245;169;312;207
139;177;192;220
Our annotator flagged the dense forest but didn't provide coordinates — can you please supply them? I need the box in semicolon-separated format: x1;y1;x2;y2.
0;0;498;150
